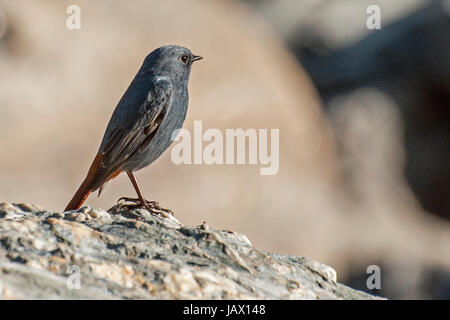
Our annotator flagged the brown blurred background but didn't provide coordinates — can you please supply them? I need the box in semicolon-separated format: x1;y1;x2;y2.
0;0;449;299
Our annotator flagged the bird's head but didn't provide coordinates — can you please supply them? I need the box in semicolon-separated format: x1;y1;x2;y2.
141;45;202;81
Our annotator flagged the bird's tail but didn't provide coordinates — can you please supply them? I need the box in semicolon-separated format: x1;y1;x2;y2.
64;178;93;211
64;153;103;211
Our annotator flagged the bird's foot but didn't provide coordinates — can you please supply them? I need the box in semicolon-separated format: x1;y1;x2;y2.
116;197;174;218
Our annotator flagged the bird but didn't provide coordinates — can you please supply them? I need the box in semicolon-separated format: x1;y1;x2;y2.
65;45;202;216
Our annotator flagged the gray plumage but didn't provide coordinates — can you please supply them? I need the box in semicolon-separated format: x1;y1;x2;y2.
65;45;201;211
92;45;199;191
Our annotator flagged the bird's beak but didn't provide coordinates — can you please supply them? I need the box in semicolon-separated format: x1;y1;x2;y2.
192;55;203;62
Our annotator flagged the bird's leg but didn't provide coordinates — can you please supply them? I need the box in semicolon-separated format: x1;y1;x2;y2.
116;171;174;218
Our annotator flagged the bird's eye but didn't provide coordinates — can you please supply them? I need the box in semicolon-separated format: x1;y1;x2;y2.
180;55;189;64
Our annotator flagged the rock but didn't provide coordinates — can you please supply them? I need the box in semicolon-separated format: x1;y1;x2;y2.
0;202;378;299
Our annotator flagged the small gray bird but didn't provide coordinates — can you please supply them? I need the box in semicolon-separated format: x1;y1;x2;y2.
65;45;202;216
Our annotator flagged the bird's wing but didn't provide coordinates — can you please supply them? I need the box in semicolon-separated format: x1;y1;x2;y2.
91;77;172;189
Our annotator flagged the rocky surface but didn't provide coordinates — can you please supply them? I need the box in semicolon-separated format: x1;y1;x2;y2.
0;202;377;299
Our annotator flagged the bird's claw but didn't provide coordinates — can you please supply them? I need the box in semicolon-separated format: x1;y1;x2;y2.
116;197;174;218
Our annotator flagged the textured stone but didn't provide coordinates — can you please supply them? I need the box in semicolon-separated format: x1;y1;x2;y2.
0;202;379;299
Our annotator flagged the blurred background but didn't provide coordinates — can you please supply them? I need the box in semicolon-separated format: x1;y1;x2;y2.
0;0;449;299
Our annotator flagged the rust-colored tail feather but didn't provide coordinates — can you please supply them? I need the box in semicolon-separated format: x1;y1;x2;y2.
64;179;93;211
65;153;103;211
